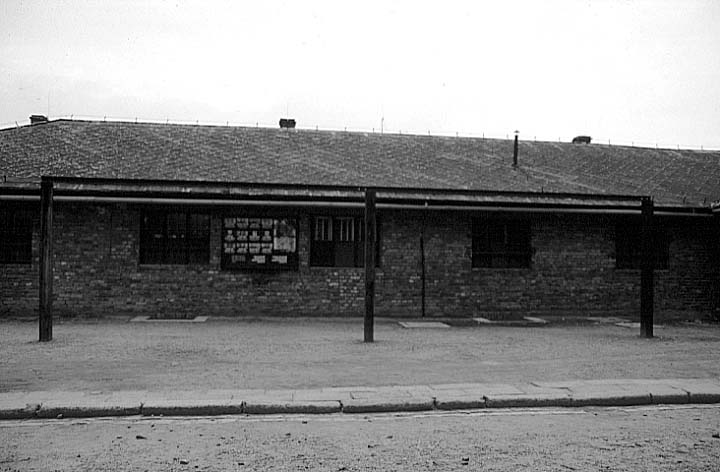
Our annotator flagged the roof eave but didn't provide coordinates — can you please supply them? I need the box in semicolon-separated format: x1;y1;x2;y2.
0;177;713;215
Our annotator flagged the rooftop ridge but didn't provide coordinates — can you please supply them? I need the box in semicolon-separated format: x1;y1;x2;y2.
1;117;718;208
1;116;718;152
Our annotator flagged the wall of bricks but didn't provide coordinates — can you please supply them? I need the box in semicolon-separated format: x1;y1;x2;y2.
1;203;718;320
0;203;38;314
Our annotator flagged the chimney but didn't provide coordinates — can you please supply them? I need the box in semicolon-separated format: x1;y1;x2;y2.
513;130;519;167
572;135;592;144
279;118;296;129
30;115;49;125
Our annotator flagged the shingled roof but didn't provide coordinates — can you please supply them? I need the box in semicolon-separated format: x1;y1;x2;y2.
1;119;718;209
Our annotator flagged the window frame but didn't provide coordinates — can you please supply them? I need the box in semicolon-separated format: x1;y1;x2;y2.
310;215;380;268
471;216;532;269
139;211;210;265
0;206;33;264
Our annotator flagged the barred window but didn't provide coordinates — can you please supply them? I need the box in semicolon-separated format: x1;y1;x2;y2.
338;217;355;242
140;212;209;264
0;208;32;264
315;217;332;241
472;218;532;268
310;216;379;267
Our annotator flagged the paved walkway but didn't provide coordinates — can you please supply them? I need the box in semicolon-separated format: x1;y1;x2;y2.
3;318;720;392
2;318;720;418
2;378;720;419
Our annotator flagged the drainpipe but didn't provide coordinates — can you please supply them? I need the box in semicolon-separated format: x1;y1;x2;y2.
640;197;654;338
420;201;428;318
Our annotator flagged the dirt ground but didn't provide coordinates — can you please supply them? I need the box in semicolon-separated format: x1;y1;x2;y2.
1;318;720;393
2;405;720;471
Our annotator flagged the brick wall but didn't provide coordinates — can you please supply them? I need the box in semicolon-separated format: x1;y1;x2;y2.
0;203;38;315
1;203;718;320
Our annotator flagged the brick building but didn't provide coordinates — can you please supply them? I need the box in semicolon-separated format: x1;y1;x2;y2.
1;118;719;320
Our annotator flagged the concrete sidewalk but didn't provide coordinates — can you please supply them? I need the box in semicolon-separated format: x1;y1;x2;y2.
4;319;720;394
2;378;720;420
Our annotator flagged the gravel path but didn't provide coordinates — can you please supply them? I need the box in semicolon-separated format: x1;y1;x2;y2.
1;318;719;393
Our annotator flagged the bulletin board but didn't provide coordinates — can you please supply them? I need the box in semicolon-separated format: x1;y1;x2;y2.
221;217;298;270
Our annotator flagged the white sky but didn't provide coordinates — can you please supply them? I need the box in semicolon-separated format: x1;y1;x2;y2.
1;0;719;148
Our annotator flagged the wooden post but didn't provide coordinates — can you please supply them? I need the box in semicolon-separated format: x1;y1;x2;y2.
364;189;376;342
640;197;654;338
39;178;54;342
420;232;426;318
420;205;427;318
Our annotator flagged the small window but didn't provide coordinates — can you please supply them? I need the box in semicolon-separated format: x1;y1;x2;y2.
140;212;209;264
472;218;531;268
0;208;32;264
338;217;355;241
315;217;332;241
310;216;379;267
616;222;668;269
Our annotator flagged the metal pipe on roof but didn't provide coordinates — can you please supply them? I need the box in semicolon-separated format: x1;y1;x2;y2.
42;176;645;202
0;194;711;216
381;204;642;214
0;194;638;213
57;196;365;207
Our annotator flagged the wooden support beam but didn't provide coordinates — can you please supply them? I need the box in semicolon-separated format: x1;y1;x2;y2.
640;197;654;338
364;189;376;342
420;232;426;318
420;207;427;318
39;178;54;342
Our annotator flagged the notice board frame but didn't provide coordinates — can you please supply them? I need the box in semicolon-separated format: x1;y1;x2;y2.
221;216;299;271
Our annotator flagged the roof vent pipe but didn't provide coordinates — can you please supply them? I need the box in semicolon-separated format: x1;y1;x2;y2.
279;118;296;129
30;115;49;125
513;130;519;167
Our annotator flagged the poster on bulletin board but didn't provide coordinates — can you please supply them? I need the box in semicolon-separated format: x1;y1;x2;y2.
221;217;298;270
